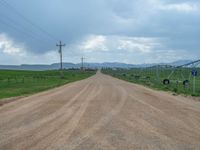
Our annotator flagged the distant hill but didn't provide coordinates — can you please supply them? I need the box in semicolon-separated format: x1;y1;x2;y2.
0;60;194;71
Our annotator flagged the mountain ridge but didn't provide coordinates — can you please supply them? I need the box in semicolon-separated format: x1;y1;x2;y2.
0;60;194;71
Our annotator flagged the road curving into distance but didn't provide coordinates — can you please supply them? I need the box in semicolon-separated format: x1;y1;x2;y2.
0;71;200;150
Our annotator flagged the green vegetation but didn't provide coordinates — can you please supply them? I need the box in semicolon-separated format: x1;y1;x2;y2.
102;67;200;97
0;69;96;99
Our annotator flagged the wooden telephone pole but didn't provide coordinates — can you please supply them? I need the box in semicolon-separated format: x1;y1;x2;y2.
56;41;65;71
81;56;86;71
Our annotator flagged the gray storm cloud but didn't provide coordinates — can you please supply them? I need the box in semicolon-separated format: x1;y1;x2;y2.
0;0;199;64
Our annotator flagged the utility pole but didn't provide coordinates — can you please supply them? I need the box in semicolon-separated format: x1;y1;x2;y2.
56;41;65;71
81;56;86;71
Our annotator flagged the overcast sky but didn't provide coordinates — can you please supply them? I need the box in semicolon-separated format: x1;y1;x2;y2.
0;0;200;65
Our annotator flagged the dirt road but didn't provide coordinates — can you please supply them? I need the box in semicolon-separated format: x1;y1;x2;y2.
0;72;200;150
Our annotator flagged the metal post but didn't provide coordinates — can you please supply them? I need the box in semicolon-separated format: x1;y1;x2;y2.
156;65;160;82
193;76;196;94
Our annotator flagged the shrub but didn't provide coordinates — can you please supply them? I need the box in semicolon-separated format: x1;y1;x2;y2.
173;87;178;93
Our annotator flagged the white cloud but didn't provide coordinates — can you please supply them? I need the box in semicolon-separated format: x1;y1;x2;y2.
0;24;176;64
159;2;199;12
0;33;197;65
71;34;195;64
79;35;108;52
0;33;26;56
78;35;160;54
117;37;160;53
147;49;190;63
23;50;59;64
0;33;61;65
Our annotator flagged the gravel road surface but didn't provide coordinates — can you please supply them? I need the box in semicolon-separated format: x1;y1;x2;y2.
0;72;200;150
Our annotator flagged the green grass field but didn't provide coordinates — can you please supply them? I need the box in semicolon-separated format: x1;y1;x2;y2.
0;69;96;99
102;68;200;97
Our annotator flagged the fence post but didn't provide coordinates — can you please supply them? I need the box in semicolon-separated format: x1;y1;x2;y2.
193;76;196;95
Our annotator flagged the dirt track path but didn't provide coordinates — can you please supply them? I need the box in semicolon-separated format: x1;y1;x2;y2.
0;72;200;150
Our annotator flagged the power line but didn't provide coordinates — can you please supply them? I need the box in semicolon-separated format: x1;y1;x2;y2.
0;13;52;45
0;19;50;46
0;0;59;42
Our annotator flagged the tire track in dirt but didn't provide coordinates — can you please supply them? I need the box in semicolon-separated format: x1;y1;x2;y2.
0;79;91;126
45;81;103;150
129;94;200;134
62;85;128;150
0;79;94;150
128;95;200;147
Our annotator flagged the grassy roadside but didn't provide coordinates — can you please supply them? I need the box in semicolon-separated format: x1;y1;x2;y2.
102;68;200;97
0;70;96;100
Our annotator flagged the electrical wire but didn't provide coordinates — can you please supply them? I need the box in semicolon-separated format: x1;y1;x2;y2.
0;12;52;44
0;19;45;43
0;0;59;42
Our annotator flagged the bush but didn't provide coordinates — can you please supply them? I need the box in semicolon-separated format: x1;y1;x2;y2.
122;74;126;77
173;87;178;93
